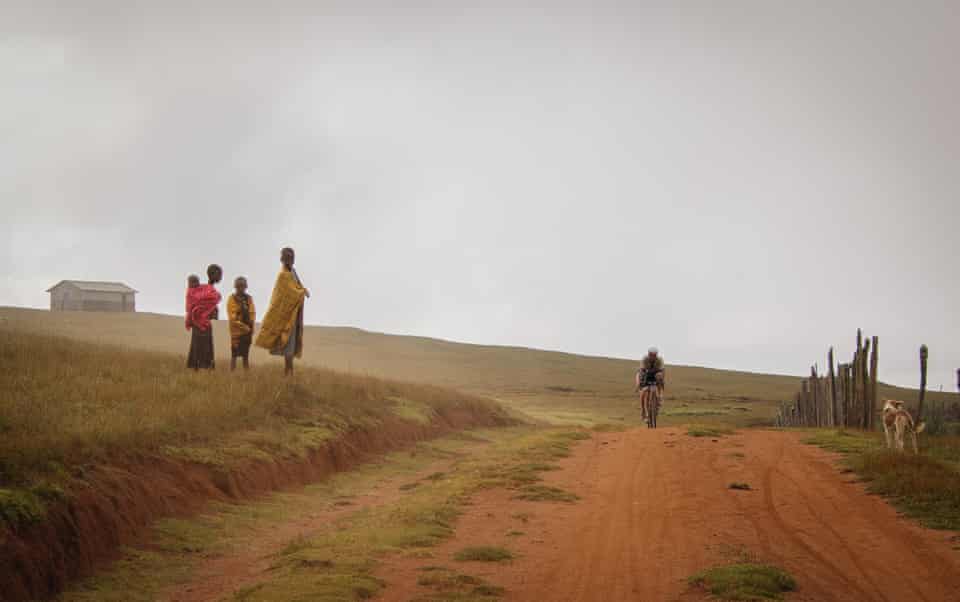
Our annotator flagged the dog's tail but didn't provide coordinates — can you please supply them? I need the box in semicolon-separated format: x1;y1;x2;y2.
916;422;926;434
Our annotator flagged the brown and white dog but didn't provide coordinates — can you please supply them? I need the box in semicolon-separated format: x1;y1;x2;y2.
881;399;925;454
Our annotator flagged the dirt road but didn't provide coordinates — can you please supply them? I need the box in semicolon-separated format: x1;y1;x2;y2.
377;428;960;601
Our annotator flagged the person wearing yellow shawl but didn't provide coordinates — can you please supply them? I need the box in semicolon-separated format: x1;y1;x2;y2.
227;276;256;371
255;247;310;375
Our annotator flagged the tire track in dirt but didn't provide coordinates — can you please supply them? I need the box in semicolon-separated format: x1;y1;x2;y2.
375;428;960;602
160;447;484;602
755;438;882;601
767;463;889;601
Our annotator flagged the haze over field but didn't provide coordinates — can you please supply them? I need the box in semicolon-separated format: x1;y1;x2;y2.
2;1;958;387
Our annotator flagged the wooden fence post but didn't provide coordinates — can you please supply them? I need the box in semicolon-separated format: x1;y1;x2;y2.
844;363;854;428
837;363;845;427
810;366;819;426
918;345;929;424
800;380;807;426
868;336;879;431
828;348;838;427
861;337;871;429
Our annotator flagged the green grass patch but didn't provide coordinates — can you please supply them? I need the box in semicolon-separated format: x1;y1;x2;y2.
689;563;796;600
0;488;47;529
512;485;579;503
802;429;881;454
413;565;506;602
390;397;436;425
453;546;514;562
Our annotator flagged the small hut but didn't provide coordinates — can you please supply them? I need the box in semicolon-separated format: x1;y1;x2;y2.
46;280;138;312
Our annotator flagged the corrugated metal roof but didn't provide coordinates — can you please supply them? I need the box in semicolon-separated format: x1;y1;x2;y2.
46;280;138;293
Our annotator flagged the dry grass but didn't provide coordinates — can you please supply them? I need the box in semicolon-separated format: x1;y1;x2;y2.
804;429;960;530
0;330;506;491
453;546;514;562
5;307;958;429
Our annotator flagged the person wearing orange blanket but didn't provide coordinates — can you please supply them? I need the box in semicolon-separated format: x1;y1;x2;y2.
255;247;310;376
227;276;256;371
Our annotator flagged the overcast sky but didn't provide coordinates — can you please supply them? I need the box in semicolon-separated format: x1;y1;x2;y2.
2;1;957;389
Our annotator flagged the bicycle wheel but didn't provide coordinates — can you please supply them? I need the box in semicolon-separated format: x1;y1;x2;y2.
648;387;661;429
644;387;655;429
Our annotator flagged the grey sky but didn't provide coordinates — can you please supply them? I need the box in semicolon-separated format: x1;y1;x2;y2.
2;1;958;389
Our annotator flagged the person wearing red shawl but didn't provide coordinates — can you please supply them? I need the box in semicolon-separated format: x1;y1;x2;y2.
185;264;223;370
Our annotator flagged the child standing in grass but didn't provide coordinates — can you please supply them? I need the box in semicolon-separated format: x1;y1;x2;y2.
227;276;256;371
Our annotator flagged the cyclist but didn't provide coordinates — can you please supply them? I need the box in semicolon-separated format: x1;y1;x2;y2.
635;347;665;420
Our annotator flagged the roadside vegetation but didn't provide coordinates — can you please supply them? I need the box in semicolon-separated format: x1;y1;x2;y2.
57;427;586;601
689;563;796;601
0;331;508;528
225;428;584;601
454;546;514;562
415;566;505;601
804;429;960;530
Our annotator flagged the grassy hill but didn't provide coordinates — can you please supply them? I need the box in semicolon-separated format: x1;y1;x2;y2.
3;307;951;427
0;322;513;601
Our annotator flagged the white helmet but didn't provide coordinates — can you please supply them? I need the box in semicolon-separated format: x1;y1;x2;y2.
648;346;659;355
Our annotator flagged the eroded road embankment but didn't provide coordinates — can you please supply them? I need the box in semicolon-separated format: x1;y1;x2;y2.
376;428;960;602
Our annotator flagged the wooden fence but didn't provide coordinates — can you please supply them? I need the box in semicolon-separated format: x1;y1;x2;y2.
775;329;879;429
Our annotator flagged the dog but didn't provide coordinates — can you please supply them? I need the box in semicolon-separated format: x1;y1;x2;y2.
881;399;925;454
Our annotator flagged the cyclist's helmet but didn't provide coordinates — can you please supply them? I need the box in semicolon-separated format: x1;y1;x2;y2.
648;347;659;355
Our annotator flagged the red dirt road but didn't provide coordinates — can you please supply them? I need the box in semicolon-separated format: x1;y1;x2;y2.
377;428;960;601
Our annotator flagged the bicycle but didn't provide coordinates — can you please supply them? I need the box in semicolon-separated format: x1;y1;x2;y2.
640;383;662;429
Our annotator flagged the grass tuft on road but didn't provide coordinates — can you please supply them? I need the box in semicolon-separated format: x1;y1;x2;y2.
512;485;579;503
453;546;514;562
414;565;505;601
689;563;796;601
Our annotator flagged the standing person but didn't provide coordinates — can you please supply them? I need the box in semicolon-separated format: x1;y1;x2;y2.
186;264;223;370
256;247;310;376
227;276;256;371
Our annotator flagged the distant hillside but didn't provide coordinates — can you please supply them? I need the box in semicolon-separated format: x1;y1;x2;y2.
2;307;953;425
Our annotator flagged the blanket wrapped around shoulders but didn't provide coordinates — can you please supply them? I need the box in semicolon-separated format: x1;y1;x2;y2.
185;285;221;332
255;269;306;356
227;293;256;341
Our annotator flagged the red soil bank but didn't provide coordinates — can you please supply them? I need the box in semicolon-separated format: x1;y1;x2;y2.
0;403;512;602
